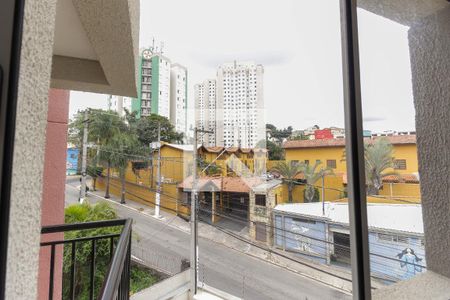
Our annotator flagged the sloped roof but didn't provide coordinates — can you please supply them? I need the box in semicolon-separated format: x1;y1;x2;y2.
178;176;265;193
274;202;423;234
283;135;416;149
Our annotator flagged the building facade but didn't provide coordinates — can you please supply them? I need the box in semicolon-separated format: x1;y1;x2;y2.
170;64;188;134
273;203;426;282
194;79;217;145
217;61;265;148
133;49;188;134
195;61;265;148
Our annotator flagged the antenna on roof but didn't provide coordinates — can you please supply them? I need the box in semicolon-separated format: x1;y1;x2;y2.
151;37;155;53
160;41;164;54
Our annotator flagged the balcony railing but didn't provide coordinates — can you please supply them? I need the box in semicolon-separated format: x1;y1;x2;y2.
40;219;132;300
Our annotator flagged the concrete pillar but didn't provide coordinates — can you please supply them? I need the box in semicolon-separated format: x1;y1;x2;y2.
408;6;450;278
38;89;69;300
4;1;58;298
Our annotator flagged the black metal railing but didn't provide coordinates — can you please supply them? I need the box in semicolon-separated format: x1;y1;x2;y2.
40;219;132;300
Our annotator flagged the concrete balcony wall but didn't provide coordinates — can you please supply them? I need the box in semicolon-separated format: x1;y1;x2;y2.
5;0;139;299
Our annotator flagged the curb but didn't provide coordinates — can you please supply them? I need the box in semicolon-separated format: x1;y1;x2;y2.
67;184;351;295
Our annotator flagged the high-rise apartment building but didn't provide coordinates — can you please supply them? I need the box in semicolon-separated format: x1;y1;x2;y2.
195;61;264;148
132;48;188;134
194;79;217;145
170;64;188;134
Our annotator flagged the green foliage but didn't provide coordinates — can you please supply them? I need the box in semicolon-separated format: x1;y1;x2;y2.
271;161;303;203
198;157;222;176
302;160;333;203
364;138;396;195
129;265;159;295
303;187;320;202
257;140;284;160
63;202;121;299
266;123;293;143
136;114;183;145
63;202;157;299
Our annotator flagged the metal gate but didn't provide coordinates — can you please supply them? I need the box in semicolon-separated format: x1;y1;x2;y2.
255;222;267;242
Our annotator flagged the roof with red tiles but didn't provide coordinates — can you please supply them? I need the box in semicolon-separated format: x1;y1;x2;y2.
178;176;265;193
283;135;416;149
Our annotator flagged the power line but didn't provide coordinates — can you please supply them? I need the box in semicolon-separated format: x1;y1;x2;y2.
97;175;426;268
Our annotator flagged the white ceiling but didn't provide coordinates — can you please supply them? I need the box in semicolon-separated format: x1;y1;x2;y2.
53;0;98;60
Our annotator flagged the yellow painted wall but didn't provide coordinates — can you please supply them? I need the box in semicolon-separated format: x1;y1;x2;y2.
391;144;418;174
284;143;419;175
378;183;421;202
280;143;420;203
284;147;347;172
97;176;190;217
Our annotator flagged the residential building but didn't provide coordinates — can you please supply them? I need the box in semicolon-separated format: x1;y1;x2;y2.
132;48;188;134
194;79;217;145
249;179;283;244
196;61;265;148
314;129;334;140
273;202;425;282
280;135;420;202
170;63;188;134
2;0;450;299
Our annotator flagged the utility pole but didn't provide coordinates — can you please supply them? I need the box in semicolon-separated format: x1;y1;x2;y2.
79;109;89;202
154;123;162;218
321;168;325;216
190;127;213;298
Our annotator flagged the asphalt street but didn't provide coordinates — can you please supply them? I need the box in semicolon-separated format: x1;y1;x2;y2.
65;177;351;300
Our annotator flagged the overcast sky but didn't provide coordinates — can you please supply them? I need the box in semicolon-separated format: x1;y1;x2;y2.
70;0;415;133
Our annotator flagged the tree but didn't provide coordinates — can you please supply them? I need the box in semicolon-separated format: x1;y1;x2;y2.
198;157;222;176
271;161;303;203
89;110;125;198
364;138;396;195
136;114;183;145
63;202;157;298
256;139;284;160
302;161;333;203
107;133;142;203
69;109;126;198
87;165;103;191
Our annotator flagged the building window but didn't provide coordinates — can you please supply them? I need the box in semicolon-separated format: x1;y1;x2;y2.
291;160;299;167
304;160;309;165
326;159;337;169
394;159;407;170
255;195;266;206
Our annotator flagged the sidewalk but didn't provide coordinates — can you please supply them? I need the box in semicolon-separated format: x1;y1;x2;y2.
83;187;370;294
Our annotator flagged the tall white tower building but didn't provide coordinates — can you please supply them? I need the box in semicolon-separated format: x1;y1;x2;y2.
170;64;188;134
217;61;264;148
194;79;217;145
195;61;264;148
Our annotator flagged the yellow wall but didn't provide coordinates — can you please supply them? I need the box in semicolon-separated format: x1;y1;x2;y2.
281;143;420;202
284;146;347;172
284;143;419;175
97;176;190;217
391;144;418;174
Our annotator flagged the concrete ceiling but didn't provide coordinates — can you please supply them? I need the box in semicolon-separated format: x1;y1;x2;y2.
50;0;139;98
53;0;97;60
358;0;449;26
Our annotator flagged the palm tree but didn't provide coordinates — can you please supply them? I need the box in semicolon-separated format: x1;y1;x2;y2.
302;161;333;203
108;133;142;203
271;161;304;203
89;110;125;198
364;138;396;195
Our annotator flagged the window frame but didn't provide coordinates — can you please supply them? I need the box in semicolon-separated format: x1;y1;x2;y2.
255;194;266;206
